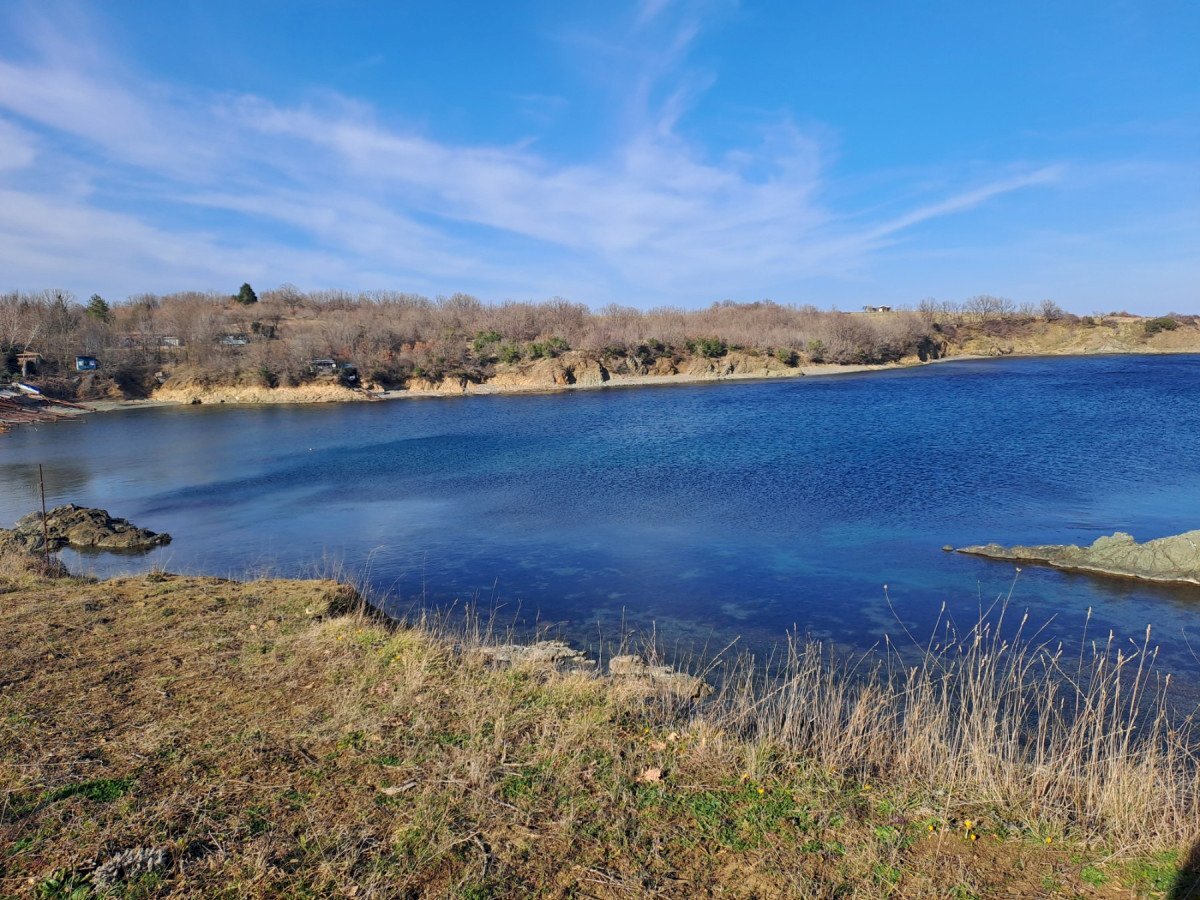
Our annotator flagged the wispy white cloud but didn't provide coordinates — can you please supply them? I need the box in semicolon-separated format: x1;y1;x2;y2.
635;0;675;27
862;167;1065;242
0;117;37;171
0;2;1068;305
510;92;570;127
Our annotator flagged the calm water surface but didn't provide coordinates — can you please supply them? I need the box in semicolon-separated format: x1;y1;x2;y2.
3;355;1200;679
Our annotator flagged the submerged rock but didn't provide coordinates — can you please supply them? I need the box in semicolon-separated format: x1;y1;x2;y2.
2;504;171;553
957;529;1200;586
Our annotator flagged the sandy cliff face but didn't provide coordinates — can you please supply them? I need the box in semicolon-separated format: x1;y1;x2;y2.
678;351;800;379
423;350;812;395
953;319;1200;358
406;353;616;395
395;348;912;396
405;375;472;394
405;355;613;395
153;381;370;404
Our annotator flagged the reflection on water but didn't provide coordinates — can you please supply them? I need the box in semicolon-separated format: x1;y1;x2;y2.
3;459;95;502
2;355;1199;684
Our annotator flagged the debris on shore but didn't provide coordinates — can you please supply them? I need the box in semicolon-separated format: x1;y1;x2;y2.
0;384;91;433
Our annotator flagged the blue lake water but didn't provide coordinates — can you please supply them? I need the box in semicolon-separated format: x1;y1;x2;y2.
3;355;1200;681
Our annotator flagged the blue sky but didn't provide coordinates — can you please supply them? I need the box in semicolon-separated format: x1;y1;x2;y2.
0;1;1196;312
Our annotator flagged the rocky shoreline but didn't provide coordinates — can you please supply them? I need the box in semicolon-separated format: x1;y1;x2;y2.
957;529;1200;586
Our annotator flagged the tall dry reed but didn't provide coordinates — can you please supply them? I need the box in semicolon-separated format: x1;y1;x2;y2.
705;594;1200;852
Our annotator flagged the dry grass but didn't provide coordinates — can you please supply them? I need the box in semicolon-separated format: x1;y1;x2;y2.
1;550;1196;897
712;601;1200;853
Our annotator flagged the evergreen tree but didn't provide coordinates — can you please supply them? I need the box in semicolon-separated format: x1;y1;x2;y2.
85;294;111;322
236;283;259;305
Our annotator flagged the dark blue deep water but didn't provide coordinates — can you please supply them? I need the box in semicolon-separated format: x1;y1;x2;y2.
3;355;1200;678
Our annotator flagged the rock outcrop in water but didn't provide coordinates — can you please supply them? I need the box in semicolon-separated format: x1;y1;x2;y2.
957;530;1200;586
1;505;171;553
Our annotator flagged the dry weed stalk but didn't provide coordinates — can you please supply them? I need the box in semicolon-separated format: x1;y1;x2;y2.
706;597;1200;851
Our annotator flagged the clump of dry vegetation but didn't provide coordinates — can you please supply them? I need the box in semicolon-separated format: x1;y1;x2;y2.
6;287;1194;401
3;546;1198;897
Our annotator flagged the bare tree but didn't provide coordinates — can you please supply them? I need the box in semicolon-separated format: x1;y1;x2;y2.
963;294;1015;323
1040;299;1066;322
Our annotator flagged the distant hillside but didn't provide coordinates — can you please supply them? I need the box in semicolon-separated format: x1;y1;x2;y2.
3;288;1197;402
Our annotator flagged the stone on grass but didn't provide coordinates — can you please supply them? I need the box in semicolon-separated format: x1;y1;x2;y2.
608;654;711;698
476;640;592;671
92;846;169;889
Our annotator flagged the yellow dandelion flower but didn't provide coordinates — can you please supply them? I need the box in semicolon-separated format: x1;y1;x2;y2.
927;824;935;832
963;820;973;830
969;833;977;842
1045;836;1053;845
757;787;765;795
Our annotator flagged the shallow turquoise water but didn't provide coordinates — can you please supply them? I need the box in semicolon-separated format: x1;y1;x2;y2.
3;355;1199;678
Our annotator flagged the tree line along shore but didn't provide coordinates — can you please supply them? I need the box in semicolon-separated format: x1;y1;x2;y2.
2;539;1198;897
3;287;1198;404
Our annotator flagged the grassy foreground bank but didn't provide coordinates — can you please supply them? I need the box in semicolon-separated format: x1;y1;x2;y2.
2;551;1198;898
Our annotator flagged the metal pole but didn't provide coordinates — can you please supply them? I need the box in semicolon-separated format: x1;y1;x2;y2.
38;463;49;573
